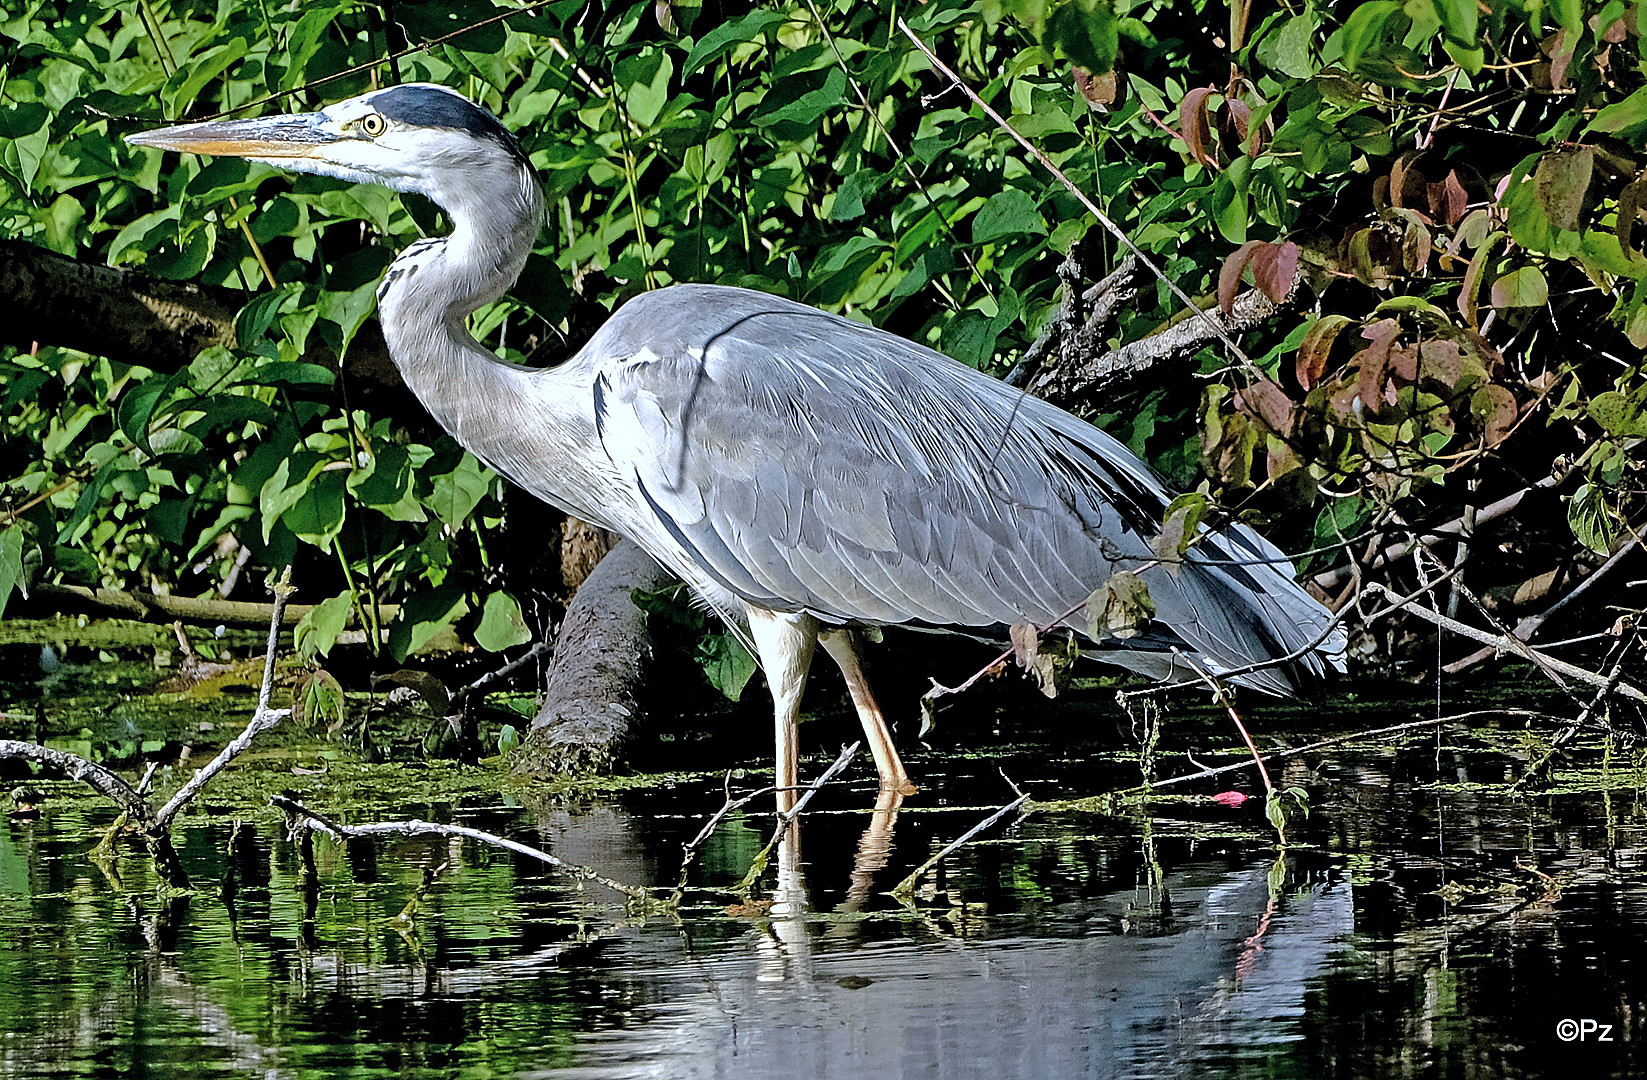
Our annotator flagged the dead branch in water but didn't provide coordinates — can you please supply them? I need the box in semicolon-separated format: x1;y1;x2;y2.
269;794;653;902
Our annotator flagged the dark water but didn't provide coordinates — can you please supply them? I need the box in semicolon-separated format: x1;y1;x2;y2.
2;682;1645;1078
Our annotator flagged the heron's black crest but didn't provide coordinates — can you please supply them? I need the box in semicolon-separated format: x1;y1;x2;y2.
370;84;532;169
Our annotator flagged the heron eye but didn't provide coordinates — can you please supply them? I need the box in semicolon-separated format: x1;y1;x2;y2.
359;113;387;137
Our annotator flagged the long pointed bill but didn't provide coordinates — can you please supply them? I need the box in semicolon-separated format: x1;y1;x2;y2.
125;113;338;159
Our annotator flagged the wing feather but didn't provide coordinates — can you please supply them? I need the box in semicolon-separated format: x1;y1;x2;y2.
581;285;1343;690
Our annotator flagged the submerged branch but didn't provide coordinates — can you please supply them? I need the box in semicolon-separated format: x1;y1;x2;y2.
892;788;1030;897
269;795;652;901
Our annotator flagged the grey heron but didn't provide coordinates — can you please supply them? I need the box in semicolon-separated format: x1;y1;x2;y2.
128;84;1345;809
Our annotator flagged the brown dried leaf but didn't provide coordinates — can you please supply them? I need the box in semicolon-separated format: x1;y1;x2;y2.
1074;66;1122;110
1296;314;1354;390
1087;571;1156;641
373;668;453;715
1618;177;1647;257
1010;621;1039;669
1472;384;1518;446
1534;146;1594;232
1179;86;1217;167
1401;218;1433;273
1251;240;1300;302
1218;240;1263;314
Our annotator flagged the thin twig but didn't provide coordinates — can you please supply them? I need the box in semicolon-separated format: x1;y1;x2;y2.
452;639;553;707
731;742;862;896
897;17;1251;366
1445;538;1640;674
892;791;1030;897
156;569;294;826
1367;583;1647;704
270;795;653;901
1103;709;1566;797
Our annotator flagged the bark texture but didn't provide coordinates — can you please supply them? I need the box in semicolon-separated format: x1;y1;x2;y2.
511;539;675;778
0;238;398;384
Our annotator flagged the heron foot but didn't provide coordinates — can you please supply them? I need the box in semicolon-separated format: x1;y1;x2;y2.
881;776;919;797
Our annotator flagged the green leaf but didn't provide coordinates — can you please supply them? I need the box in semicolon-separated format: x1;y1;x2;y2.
1266;15;1316;79
1589;88;1647;135
295;591;354;659
118;371;187;453
972;188;1048;243
0;527;25;619
475;590;533;651
753;67;848;128
1489;266;1548;308
388;586;470;663
0;102;50;191
698;631;758;700
316;280;379;359
164;38;251;116
1045;0;1119;75
497;724;522;756
235;288;292;348
426;452;492;525
1341;1;1403;73
1587;391;1647;437
683;8;787;74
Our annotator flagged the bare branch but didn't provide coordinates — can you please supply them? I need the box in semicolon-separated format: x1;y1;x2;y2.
270;795;652;901
892;790;1030;897
1367;582;1647;703
156;570;295;826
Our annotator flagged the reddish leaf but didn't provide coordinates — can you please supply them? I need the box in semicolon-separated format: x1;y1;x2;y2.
1296;314;1354;390
1389;345;1418;383
1353;320;1400;415
1212;791;1251;808
1221;98;1252;152
1547;29;1574;90
1388;150;1426;210
1218;240;1263;314
1237;378;1297;435
1420;340;1465;387
1428;170;1468;225
1179;86;1217;167
1251;240;1300;302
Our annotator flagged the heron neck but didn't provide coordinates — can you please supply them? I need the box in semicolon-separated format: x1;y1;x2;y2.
374;170;548;446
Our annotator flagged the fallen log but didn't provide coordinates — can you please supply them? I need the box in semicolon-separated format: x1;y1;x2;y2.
511;540;674;778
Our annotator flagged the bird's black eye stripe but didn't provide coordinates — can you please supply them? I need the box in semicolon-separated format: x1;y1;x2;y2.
359;113;387;137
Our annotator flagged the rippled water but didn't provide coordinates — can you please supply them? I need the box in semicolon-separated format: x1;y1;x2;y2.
2;680;1645;1078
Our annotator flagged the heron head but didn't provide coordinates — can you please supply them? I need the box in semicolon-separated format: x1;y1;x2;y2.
125;84;534;209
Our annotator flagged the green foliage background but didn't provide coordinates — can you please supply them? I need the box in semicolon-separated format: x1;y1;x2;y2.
4;0;1647;667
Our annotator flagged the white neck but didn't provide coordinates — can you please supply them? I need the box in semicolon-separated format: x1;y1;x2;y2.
372;164;626;529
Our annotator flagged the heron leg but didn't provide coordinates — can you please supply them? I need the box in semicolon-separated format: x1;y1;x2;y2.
747;609;820;815
818;629;918;796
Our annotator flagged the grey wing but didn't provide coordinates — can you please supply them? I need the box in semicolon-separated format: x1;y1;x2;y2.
587;285;1341;692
